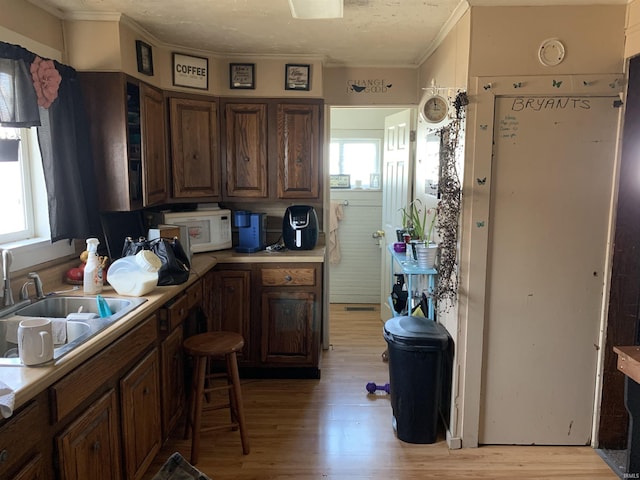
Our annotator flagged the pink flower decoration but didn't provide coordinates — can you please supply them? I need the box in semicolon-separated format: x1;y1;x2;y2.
30;56;62;109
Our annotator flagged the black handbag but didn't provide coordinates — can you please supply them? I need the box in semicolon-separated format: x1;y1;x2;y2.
121;236;191;286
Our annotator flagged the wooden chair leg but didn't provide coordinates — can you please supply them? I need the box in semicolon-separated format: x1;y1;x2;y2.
183;355;198;440
225;353;239;429
190;356;207;465
228;351;250;455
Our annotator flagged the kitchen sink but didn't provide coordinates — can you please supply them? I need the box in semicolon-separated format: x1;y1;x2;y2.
0;296;147;366
15;296;141;319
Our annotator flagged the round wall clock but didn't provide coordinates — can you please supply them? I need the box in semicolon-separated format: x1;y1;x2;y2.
421;94;449;125
538;38;565;67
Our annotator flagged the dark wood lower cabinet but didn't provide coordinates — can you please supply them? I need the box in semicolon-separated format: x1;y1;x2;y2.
260;291;316;365
204;262;322;376
120;349;162;480
57;390;122;480
206;267;252;362
160;325;185;438
12;453;45;480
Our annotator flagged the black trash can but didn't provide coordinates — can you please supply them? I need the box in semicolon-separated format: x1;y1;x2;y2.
383;315;450;444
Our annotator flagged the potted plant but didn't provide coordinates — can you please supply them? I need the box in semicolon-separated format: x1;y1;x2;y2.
399;199;439;267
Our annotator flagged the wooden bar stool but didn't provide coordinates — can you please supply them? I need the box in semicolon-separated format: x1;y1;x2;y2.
183;331;250;464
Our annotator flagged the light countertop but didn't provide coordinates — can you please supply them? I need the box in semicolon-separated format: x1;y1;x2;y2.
0;246;325;413
212;245;325;263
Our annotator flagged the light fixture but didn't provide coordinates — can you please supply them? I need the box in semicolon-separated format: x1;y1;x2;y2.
288;0;343;19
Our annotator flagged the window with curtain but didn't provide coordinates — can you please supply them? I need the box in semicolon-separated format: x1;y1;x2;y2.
0;41;101;245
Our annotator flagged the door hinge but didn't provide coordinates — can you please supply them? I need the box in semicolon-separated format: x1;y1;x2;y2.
410;130;416;142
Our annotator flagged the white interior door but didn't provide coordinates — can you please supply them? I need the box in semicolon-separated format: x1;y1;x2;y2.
480;95;619;444
380;109;413;320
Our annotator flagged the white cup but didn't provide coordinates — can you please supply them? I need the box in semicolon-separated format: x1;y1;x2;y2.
18;318;54;366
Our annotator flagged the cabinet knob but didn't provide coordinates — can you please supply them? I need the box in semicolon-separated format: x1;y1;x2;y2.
284;275;292;282
143;387;149;395
93;441;101;452
0;449;8;463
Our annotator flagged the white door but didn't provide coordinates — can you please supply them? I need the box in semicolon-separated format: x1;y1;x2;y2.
380;109;413;320
480;96;619;444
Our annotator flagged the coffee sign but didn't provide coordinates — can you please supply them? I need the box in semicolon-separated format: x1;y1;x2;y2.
172;53;208;90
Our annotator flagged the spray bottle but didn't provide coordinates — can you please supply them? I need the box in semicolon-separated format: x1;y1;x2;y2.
83;238;103;294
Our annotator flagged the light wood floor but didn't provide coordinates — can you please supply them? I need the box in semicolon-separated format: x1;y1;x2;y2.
143;304;618;480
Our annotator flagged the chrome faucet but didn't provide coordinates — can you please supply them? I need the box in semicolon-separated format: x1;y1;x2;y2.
2;249;13;307
21;272;45;301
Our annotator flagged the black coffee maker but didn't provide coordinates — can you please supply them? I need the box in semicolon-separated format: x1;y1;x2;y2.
282;206;318;250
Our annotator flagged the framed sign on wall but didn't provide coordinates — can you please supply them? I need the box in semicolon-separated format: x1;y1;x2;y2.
230;63;255;89
285;64;310;91
135;40;153;76
173;53;208;90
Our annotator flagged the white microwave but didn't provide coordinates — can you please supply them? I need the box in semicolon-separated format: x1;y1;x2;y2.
162;209;232;253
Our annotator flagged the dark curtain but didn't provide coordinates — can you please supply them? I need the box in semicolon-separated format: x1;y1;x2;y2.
0;41;101;242
0;57;40;127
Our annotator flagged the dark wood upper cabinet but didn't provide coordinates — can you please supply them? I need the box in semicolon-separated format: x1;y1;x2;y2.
169;97;220;199
140;85;169;207
79;72;168;211
221;98;323;201
223;102;268;198
277;103;321;199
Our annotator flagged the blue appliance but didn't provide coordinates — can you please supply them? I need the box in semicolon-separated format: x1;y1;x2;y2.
234;211;266;253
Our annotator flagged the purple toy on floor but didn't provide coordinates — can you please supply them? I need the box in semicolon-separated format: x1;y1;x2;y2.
366;382;390;394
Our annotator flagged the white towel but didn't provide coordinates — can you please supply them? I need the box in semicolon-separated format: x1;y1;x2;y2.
0;380;15;418
329;202;344;265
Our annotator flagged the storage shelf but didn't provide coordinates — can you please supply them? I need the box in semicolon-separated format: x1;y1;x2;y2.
388;245;437;320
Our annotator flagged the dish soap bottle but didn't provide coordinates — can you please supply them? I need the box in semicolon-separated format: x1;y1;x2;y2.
83;238;103;294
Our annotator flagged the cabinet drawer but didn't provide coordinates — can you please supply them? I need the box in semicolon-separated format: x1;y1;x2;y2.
261;268;316;287
185;281;202;310
0;400;46;478
159;294;189;333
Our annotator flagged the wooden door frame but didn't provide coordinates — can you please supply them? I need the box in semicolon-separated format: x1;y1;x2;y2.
598;56;640;449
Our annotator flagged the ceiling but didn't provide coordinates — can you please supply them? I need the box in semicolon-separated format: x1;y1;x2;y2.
29;0;628;67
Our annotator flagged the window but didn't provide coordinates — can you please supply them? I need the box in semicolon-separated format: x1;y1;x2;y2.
329;139;381;189
0;126;40;243
0;124;74;270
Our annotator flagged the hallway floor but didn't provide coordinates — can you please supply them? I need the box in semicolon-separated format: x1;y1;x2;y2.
143;304;618;479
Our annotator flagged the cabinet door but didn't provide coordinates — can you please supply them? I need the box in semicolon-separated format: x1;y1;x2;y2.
223;103;268;197
57;390;122;480
160;326;184;436
260;291;316;365
169;98;220;199
209;269;251;361
12;453;45;480
277;103;321;199
140;84;168;206
120;349;161;480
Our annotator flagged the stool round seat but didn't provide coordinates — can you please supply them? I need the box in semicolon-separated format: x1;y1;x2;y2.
183;331;250;464
183;331;244;357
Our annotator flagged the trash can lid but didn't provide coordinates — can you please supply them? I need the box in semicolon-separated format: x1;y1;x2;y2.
384;316;449;348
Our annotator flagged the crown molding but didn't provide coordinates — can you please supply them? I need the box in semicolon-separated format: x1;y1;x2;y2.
416;0;470;67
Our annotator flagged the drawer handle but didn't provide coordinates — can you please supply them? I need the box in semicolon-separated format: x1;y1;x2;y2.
284;275;292;282
0;449;8;463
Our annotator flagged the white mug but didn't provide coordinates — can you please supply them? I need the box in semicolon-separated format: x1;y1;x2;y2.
18;318;54;366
